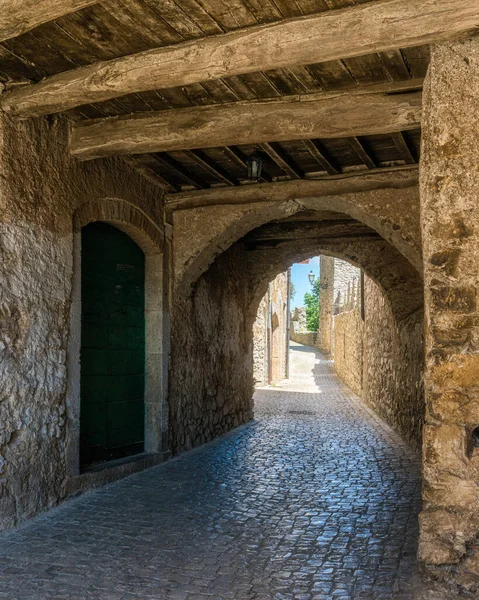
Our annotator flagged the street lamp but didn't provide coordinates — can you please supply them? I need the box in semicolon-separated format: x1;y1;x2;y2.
308;270;315;284
247;149;265;181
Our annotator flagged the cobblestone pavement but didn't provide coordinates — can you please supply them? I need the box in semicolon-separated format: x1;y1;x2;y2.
0;344;421;600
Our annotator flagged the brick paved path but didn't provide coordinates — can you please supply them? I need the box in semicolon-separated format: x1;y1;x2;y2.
0;344;421;600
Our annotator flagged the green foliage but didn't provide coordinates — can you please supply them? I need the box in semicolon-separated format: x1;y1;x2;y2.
304;279;320;331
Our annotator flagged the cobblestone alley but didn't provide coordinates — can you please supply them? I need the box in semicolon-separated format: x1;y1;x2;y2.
0;343;421;600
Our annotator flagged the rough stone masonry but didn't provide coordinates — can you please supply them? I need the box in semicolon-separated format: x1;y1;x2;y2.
0;6;479;596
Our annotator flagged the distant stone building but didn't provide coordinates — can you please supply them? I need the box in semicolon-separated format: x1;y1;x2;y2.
317;257;361;354
253;271;290;385
290;306;317;346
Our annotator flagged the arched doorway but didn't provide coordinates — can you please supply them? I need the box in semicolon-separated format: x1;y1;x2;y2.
80;222;146;467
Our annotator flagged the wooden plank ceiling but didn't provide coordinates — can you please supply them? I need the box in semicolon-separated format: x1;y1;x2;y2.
0;0;428;193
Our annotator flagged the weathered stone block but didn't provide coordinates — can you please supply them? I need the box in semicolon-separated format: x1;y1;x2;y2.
430;286;476;313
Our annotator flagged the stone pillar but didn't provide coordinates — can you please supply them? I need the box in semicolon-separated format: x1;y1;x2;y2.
420;39;479;593
317;255;334;353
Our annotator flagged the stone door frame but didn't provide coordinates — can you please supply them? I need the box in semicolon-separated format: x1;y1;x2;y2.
64;198;170;493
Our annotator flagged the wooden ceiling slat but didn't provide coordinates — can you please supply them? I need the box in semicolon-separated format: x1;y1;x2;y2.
83;4;154;54
182;82;217;106
402;130;421;161
319;138;364;168
154;152;208;189
261;143;304;179
72;104;109;118
141;0;204;39
112;92;154;113
239;72;281;97
0;45;43;81
136;90;172;111
194;0;257;30
200;79;241;103
390;132;416;165
1;33;77;77
90;97;133;116
302;139;340;175
168;0;225;35
348;137;376;169
263;69;305;95
241;0;283;23
156;87;194;108
294;0;329;14
287;66;323;92
26;21;97;67
306;60;356;90
55;8;147;61
270;0;303;18
379;49;411;81
222;75;258;100
126;154;180;191
343;54;388;85
401;46;430;78
187;149;239;186
100;0;184;47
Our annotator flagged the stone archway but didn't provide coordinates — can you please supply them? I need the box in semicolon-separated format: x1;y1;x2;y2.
168;203;424;453
171;175;421;300
65;198;169;490
244;236;424;449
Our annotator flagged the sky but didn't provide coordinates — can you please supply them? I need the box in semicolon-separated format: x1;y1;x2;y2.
290;256;320;309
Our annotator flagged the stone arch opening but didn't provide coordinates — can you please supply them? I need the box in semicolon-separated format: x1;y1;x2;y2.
173;179;421;301
169;204;424;453
65;199;169;486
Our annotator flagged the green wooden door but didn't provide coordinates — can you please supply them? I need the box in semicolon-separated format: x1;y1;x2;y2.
80;222;145;467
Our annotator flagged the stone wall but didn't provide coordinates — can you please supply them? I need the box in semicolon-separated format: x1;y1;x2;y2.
269;271;289;383
252;271;289;386
419;38;479;593
333;308;364;396
0;113;165;531
291;306;307;332
362;279;424;451
169;243;254;454
333;259;361;314
291;306;317;346
253;295;268;385
291;331;317;346
317;256;334;353
318;257;361;355
328;269;424;450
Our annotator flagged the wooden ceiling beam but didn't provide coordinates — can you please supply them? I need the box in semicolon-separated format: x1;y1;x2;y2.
0;0;98;43
165;165;418;211
70;86;422;160
3;0;478;117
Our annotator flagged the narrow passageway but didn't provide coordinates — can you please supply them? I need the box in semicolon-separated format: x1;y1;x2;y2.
0;344;420;600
